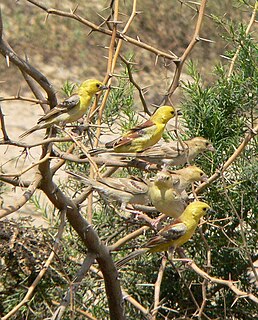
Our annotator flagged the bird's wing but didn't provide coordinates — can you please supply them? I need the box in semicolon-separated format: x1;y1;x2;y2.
121;177;149;194
140;140;189;158
38;94;80;123
146;220;187;248
105;120;154;148
158;221;187;240
98;177;148;195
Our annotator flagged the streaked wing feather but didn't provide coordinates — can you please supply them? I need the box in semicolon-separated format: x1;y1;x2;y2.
128;119;154;132
38;94;80;123
158;222;187;240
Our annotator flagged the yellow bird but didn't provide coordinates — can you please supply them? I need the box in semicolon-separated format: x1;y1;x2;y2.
135;137;215;167
67;171;150;211
19;79;107;138
148;170;187;219
104;105;178;153
169;165;208;194
116;201;211;267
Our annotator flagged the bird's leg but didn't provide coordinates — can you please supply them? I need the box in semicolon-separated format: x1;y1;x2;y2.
121;203;143;218
147;214;167;230
167;247;176;261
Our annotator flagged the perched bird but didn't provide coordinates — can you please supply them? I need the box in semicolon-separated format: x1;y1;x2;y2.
135;137;215;167
19;79;107;138
102;105;178;153
67;171;150;211
148;170;187;219
169;165;208;194
116;201;211;267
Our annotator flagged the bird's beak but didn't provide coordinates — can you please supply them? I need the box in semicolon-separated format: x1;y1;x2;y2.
100;85;109;91
176;110;182;116
208;144;215;152
207;208;216;215
156;174;169;183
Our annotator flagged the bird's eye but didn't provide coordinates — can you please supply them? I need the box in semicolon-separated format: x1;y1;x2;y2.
203;207;207;211
200;172;204;176
96;84;100;88
205;142;209;146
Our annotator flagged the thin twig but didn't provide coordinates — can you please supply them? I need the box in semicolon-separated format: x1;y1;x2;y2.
178;251;258;305
151;256;167;319
51;253;96;320
0;105;9;141
0;172;42;219
120;54;150;115
0;11;57;108
26;0;178;61
195;123;258;194
227;1;258;79
0;95;48;105
109;226;150;251
162;0;208;102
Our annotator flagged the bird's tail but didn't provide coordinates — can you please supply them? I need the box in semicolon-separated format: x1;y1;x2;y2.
66;171;93;186
88;148;110;156
115;248;148;268
19;125;40;139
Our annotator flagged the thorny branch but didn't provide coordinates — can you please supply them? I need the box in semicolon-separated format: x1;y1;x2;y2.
151;256;167;319
51;253;96;320
178;251;258;305
0;11;57;108
227;1;258;78
26;0;178;61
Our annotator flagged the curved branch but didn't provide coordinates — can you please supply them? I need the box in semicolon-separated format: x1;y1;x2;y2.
0;172;42;219
0;11;57;108
178;251;258;305
26;0;178;61
38;158;125;319
162;0;208;102
195;123;258;194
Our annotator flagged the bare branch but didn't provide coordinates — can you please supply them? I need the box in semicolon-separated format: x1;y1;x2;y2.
195;123;258;194
90;266;152;319
151;256;167;319
162;0;208;102
178;251;258;305
0;172;42;219
38;158;125;319
26;0;178;61
227;1;258;79
0;95;48;105
51;253;96;320
0;105;9;141
0;11;57;108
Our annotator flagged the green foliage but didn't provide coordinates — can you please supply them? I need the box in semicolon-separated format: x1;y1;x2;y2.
61;80;76;97
104;64;137;132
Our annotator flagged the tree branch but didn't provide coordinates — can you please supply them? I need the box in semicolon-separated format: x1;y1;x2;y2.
0;10;57;108
38;158;125;319
26;0;178;61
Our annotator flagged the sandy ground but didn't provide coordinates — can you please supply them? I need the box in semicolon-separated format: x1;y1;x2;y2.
0;99;67;227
